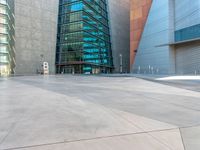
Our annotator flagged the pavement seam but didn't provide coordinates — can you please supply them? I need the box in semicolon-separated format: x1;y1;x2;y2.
0;82;48;148
179;128;187;150
0;128;181;150
0;123;17;146
0;81;178;150
0;111;29;147
2;76;199;150
179;123;200;129
108;109;175;150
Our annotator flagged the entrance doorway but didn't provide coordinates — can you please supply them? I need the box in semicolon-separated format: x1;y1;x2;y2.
62;66;74;74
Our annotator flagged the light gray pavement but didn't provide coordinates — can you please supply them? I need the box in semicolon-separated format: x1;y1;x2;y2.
0;75;200;150
132;74;200;92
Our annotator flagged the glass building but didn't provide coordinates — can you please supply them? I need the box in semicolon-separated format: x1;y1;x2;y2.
0;0;15;76
56;0;113;74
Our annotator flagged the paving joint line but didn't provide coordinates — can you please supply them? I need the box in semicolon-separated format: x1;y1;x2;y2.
179;128;186;150
1;127;182;150
108;109;175;150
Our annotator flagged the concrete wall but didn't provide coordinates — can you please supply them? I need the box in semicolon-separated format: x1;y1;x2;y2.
108;0;130;73
14;0;59;75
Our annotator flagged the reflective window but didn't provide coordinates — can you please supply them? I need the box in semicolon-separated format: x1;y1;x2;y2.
175;24;200;42
56;0;113;74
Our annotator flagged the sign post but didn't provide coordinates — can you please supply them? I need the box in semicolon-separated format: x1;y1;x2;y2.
43;62;49;75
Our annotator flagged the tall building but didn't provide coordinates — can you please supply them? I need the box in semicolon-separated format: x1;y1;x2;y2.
130;0;152;71
0;0;15;76
14;0;59;75
56;0;113;74
174;0;200;74
0;0;130;76
108;0;130;73
131;0;200;75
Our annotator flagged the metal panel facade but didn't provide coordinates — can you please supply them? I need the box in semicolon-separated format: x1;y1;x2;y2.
131;0;200;75
130;0;152;70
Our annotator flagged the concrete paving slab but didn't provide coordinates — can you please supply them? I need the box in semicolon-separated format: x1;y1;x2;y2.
62;86;200;127
111;109;177;132
149;129;185;150
133;74;200;92
85;78;200;98
0;82;142;149
0;75;200;150
181;125;200;150
8;131;180;150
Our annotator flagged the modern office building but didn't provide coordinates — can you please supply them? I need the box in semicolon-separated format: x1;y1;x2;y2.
0;0;130;75
56;0;113;74
131;0;200;75
14;0;59;75
0;0;15;76
108;0;130;73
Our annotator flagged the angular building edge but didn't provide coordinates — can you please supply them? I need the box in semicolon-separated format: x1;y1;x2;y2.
130;0;152;70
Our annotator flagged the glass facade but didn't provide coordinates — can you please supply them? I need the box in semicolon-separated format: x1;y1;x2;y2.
56;0;113;74
175;24;200;42
0;0;15;76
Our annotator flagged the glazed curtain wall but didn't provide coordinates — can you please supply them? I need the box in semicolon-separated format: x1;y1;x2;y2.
130;0;152;69
56;0;113;74
0;0;15;76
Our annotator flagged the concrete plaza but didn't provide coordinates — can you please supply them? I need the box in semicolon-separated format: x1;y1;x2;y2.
0;75;200;150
